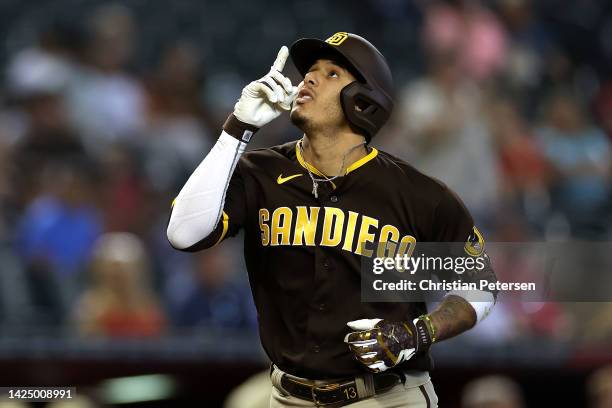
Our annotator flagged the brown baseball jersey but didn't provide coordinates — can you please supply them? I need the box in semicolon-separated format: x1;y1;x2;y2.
171;127;483;380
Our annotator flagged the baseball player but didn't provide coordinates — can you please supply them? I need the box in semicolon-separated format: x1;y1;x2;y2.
167;32;497;407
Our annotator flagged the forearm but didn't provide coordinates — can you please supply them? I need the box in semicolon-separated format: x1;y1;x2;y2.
167;116;254;249
428;295;477;342
427;249;498;342
168;47;295;249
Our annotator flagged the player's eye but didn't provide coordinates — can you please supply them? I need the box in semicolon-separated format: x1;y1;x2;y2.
328;70;339;78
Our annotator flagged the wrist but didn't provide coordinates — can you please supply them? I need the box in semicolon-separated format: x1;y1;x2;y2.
223;114;259;143
412;315;436;352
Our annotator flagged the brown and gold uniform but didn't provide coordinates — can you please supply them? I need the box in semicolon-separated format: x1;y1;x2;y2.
173;138;480;380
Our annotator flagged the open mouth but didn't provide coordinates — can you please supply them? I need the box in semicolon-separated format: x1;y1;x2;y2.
296;88;314;104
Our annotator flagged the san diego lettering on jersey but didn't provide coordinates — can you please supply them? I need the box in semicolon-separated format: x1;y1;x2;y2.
258;205;417;258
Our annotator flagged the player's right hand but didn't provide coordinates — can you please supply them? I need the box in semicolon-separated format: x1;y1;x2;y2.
233;46;298;128
344;318;434;373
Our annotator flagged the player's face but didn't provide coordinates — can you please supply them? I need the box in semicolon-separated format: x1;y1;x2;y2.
290;59;356;134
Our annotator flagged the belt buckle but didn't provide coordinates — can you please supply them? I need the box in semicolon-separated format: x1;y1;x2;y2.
311;383;340;407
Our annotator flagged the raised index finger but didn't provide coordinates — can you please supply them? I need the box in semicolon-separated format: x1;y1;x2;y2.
271;46;289;72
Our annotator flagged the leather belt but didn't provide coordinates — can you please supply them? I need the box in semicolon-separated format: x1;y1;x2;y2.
280;371;403;407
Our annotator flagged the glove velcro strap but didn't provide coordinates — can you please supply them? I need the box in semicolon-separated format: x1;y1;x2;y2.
223;114;259;143
413;316;434;352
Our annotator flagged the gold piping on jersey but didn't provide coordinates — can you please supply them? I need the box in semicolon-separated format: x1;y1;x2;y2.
295;142;378;180
214;211;230;246
295;143;337;190
295;142;326;177
345;147;378;174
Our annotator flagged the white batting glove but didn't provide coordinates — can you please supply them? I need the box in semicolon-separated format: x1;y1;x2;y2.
233;46;298;128
344;317;433;373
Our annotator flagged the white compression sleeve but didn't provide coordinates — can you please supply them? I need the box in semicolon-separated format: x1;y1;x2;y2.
167;131;246;249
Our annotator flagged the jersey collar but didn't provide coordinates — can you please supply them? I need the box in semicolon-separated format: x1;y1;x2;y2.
295;141;378;177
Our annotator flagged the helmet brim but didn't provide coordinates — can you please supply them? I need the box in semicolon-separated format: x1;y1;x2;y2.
289;38;365;82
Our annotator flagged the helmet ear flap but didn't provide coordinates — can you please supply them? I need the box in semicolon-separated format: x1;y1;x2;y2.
340;82;393;143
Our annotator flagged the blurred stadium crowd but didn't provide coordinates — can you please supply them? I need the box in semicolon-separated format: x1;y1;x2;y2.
0;0;612;405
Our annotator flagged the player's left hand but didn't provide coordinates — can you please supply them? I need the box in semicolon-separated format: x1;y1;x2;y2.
344;318;433;373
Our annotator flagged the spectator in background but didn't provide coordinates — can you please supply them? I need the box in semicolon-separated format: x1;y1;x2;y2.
489;98;550;228
99;143;148;234
66;3;145;154
15;161;102;326
11;93;86;202
174;244;256;330
421;0;507;83
142;41;213;194
2;21;99;327
75;232;166;337
462;375;525;408
4;20;81;113
388;49;500;220
6;36;85;209
536;89;611;238
496;0;556;115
